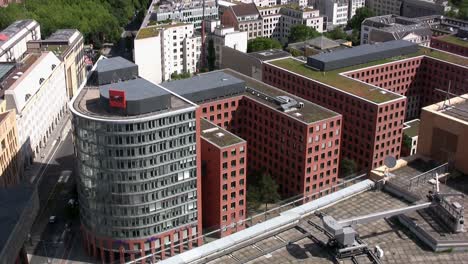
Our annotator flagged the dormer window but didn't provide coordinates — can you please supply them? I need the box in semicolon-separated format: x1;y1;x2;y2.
39;78;45;85
51;64;56;70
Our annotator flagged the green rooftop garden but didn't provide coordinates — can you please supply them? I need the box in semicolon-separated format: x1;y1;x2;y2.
136;26;159;39
200;119;244;147
438;34;468;48
269;47;468;104
403;120;420;138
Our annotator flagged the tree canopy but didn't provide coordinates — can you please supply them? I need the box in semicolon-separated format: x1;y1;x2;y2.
323;27;348;40
0;0;150;48
247;172;281;212
288;24;321;43
247;37;282;52
446;0;468;20
347;7;374;31
339;158;357;177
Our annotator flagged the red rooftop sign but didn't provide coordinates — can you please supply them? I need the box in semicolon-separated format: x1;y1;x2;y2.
109;90;126;109
0;34;9;41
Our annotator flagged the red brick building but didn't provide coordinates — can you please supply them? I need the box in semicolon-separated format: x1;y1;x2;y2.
262;43;468;171
163;69;342;201
200;119;247;237
430;35;468;57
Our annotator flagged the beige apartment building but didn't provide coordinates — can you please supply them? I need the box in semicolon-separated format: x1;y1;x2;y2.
222;3;263;40
27;29;86;98
418;95;468;174
0;110;21;188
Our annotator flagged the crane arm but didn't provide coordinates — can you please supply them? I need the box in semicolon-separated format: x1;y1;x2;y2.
338;202;432;227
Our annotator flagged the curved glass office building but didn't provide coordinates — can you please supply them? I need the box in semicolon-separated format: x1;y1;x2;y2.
70;57;202;262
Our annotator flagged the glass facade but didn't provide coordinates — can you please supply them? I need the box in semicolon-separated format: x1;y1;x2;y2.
73;110;199;243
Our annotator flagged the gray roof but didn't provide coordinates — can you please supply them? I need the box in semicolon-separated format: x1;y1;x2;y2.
289;36;341;50
46;29;80;42
248;49;291;61
0;19;37;46
311;40;417;64
0;63;15;81
164;71;243;92
96;56;137;73
99;78;169;101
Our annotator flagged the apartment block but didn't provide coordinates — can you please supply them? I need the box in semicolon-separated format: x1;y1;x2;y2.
200;119;247;237
0;110;21;188
221;3;264;40
148;0;218;29
401;0;451;18
2;52;67;166
27;29;86;98
349;0;365;18
163;70;342;199
262;40;468;170
205;20;248;69
258;4;324;44
134;22;201;84
366;0;401;15
0;20;40;62
317;0;349;27
70;57;202;262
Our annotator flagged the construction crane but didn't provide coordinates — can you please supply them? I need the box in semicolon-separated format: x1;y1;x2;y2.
313;173;464;262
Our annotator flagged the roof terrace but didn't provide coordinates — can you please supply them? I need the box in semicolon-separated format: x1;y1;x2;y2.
222;69;340;123
200;119;245;148
267;47;468;104
438;34;468;48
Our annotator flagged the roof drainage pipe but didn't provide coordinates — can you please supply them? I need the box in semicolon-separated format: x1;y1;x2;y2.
142;179;375;264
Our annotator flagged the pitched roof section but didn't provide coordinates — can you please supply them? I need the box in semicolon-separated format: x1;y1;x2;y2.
231;3;260;17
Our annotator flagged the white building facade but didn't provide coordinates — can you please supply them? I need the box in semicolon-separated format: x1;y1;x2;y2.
4;52;67;164
134;23;201;84
0;20;41;62
206;20;248;68
349;0;365;18
258;5;324;44
318;0;349;27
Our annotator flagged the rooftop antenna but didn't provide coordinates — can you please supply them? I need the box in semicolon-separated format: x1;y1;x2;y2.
383;155;397;178
439;80;452;110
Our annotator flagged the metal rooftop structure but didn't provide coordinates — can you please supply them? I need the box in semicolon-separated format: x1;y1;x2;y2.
307;40;419;71
162;71;245;103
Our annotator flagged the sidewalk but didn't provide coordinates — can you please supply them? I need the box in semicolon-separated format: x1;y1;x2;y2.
26;114;72;184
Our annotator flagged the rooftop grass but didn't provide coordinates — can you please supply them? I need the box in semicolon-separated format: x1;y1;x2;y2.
200;119;244;147
269;47;468;104
403;120;420;138
136;27;160;39
438;35;468;48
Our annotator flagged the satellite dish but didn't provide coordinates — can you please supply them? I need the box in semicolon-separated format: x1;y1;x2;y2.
384;156;397;169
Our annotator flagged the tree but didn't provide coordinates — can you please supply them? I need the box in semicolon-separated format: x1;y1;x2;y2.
171;71;191;80
247;172;281;218
288;24;321;43
247;37;282;52
324;27;348;40
207;39;216;71
347;7;374;31
339;158;357;177
403;134;412;150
